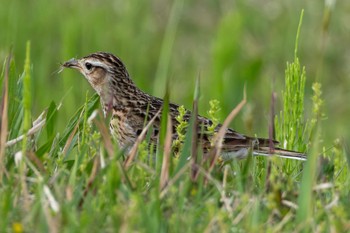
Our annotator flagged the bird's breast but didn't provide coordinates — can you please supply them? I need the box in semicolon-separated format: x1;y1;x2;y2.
109;111;137;149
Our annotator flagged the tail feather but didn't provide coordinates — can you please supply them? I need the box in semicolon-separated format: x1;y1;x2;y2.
254;147;307;161
216;136;307;161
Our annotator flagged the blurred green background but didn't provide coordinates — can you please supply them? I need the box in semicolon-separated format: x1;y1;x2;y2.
1;0;349;145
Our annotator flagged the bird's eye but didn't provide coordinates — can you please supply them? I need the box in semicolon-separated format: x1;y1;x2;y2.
85;62;93;70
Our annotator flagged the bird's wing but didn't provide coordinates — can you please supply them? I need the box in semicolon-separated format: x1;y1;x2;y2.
129;99;305;160
133;99;276;147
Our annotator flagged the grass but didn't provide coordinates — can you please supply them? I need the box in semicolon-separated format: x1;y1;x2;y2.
1;1;350;232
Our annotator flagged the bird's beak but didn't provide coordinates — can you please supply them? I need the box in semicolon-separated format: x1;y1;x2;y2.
62;58;80;69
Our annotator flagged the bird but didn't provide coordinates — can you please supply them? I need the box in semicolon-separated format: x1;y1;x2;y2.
62;52;306;161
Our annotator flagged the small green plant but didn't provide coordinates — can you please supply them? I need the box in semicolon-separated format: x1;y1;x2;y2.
275;10;307;153
309;82;324;140
207;99;221;133
206;99;221;149
172;105;188;154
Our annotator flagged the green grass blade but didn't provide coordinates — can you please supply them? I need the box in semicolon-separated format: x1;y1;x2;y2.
296;126;320;229
22;41;32;154
45;101;58;139
157;83;170;173
153;0;184;97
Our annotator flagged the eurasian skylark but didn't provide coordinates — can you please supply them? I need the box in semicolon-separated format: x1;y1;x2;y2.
62;52;306;161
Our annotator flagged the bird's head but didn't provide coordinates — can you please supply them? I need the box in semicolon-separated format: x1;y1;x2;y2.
62;52;132;95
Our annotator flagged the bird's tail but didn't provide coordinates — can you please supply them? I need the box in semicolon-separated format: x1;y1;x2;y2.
253;147;307;161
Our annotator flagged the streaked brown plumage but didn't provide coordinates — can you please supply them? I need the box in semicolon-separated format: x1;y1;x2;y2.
62;52;306;161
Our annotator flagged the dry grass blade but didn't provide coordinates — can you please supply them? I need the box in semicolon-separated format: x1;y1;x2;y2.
62;120;80;156
266;92;277;191
196;165;234;215
93;112;114;157
5;111;46;147
124;109;161;168
159;162;191;199
160;115;172;190
63;107;88;155
269;92;277;150
27;151;47;174
232;199;254;225
208;86;247;171
222;164;229;189
42;185;60;233
313;182;333;191
272;212;294;233
191;94;199;181
79;155;100;208
325;194;339;210
203;216;218;233
0;53;12;180
282;200;299;210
